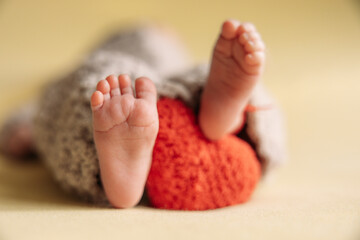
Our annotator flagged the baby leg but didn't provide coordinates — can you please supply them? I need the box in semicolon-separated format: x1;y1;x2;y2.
199;20;266;140
91;74;159;208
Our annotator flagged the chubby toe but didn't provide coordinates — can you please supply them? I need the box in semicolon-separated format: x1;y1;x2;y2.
245;52;265;66
91;91;104;110
239;31;261;44
237;22;256;34
96;80;110;100
119;74;134;96
244;39;265;52
135;77;157;103
106;75;121;96
221;19;241;40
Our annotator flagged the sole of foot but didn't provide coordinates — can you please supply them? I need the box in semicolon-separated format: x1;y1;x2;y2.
91;74;159;208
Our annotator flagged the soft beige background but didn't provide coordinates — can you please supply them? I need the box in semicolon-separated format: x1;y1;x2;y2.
0;0;359;239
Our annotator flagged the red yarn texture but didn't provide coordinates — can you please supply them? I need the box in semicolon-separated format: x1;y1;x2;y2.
146;98;261;210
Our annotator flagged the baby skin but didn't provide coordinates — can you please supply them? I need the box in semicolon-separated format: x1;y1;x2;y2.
90;20;266;208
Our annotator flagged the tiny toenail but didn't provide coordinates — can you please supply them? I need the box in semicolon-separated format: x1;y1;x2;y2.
243;33;249;40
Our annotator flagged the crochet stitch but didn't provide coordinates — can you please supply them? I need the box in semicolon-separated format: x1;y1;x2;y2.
147;98;261;210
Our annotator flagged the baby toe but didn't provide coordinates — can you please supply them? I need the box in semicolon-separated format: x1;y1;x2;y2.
91;91;104;111
135;77;157;103
96;80;111;101
106;75;121;97
118;74;134;96
244;39;265;52
239;31;261;44
237;22;256;35
245;52;265;66
221;19;241;40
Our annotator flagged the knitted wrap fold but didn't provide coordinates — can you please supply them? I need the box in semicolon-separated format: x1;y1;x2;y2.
32;25;286;204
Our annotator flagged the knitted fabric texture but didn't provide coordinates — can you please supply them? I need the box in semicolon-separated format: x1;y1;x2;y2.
146;98;261;210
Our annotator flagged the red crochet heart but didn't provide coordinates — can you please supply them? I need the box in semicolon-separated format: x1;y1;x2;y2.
146;98;261;210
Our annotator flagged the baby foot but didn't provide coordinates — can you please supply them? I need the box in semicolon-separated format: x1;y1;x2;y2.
199;20;266;140
212;20;265;81
91;74;159;208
